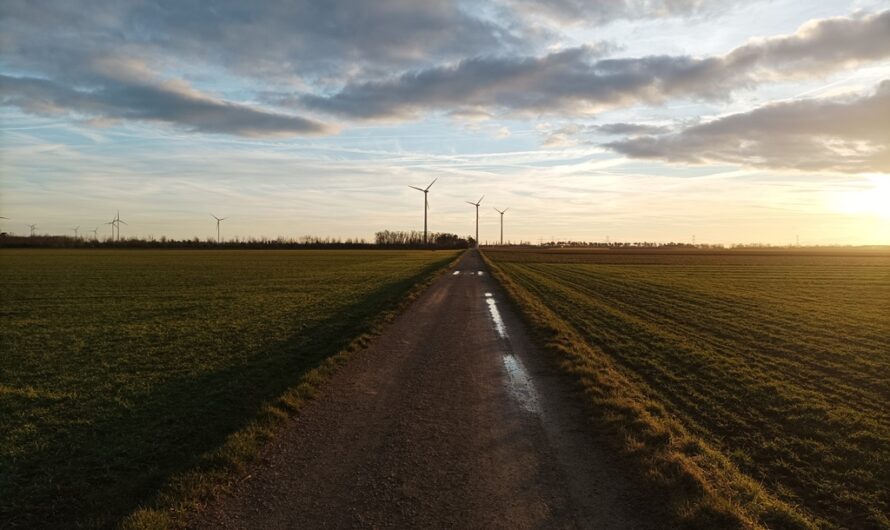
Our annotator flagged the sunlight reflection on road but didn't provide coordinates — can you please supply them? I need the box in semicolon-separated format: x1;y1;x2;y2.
485;292;541;414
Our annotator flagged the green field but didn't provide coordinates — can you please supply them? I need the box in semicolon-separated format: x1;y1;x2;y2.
0;249;457;528
486;249;890;529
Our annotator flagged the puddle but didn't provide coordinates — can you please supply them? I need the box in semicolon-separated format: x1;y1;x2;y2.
452;270;461;275
502;354;541;414
485;296;508;338
484;293;542;414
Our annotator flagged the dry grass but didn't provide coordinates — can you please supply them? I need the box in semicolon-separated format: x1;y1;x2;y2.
481;248;890;529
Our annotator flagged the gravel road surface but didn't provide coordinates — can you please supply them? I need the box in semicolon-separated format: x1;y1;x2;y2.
194;250;657;529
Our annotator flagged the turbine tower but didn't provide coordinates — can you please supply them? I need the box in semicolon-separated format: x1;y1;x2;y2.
494;207;508;245
465;195;484;247
113;211;127;241
71;226;80;239
90;227;99;240
211;214;228;244
28;224;37;237
408;178;437;245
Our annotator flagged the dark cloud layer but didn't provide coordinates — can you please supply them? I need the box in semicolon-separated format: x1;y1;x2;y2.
595;123;671;135
1;1;888;147
607;80;890;173
0;0;521;85
305;10;890;120
0;75;331;137
0;0;521;136
505;0;728;24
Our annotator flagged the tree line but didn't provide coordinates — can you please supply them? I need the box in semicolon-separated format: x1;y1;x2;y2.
0;231;471;250
374;230;471;248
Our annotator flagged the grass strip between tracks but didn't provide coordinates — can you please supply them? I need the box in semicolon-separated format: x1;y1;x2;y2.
481;251;814;530
121;251;465;530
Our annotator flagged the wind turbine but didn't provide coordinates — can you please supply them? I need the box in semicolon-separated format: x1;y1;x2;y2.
494;207;508;245
408;178;437;244
71;226;80;239
114;211;127;241
27;224;37;236
465;195;484;248
89;227;99;240
211;214;228;244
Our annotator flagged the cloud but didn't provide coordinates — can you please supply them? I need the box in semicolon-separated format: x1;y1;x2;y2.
304;9;890;120
0;0;523;135
494;126;512;139
605;80;890;173
723;8;890;77
594;123;672;135
541;122;671;147
0;74;332;137
0;0;522;86
2;3;889;138
542;127;583;148
303;44;691;118
503;0;731;25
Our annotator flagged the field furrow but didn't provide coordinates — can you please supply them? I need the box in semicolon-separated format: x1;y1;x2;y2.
487;249;890;529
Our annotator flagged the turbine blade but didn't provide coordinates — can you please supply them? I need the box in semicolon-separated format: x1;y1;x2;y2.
466;201;476;206
478;195;484;204
408;185;425;192
503;207;509;213
425;177;438;191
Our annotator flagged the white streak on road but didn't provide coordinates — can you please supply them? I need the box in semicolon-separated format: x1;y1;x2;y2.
484;292;541;414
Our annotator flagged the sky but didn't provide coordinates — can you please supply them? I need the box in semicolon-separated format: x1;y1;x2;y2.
1;0;889;245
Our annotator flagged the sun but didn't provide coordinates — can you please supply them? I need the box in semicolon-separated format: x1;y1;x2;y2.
833;176;890;218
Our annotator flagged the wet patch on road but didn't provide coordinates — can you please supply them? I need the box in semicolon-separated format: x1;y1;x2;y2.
484;292;507;338
501;354;542;414
485;292;542;415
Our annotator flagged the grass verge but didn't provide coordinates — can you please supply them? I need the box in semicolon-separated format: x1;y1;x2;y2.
120;251;464;529
481;251;815;530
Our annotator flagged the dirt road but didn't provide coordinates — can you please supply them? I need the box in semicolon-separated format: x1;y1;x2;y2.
195;250;656;529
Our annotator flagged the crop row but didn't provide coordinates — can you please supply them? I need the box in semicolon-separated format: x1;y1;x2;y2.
487;250;889;529
0;249;458;528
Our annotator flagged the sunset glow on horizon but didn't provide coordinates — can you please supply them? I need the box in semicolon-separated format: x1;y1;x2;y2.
2;1;889;245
